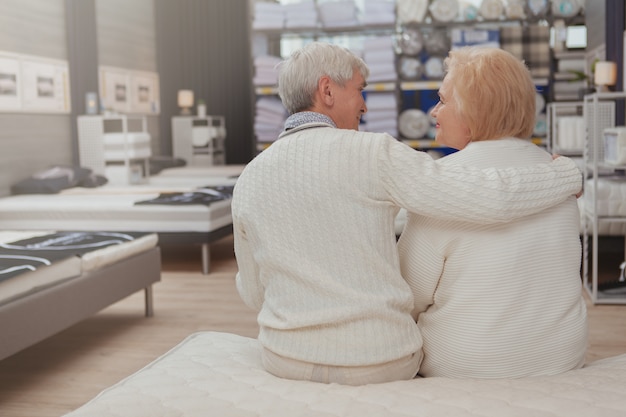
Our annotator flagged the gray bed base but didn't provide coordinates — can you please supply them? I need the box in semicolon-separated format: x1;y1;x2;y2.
0;247;161;361
158;224;233;274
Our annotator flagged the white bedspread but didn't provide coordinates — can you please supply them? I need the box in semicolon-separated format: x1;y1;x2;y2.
65;331;626;417
0;193;232;233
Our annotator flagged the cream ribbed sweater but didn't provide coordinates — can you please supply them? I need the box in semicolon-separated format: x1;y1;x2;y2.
398;138;588;378
232;123;582;367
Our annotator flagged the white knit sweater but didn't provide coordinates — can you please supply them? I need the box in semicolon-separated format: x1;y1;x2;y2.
232;123;582;367
398;138;588;378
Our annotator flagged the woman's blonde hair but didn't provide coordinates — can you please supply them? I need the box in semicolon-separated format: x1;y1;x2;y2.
444;46;537;141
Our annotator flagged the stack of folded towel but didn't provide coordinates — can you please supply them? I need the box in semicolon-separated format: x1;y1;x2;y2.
253;55;283;87
284;0;318;28
362;92;398;137
361;0;395;25
252;2;284;30
255;96;288;143
318;0;359;27
363;35;397;83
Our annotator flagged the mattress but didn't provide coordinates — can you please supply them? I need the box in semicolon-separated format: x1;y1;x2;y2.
0;231;157;307
64;331;626;417
61;175;238;194
582;176;626;235
156;164;245;179
0;192;232;233
103;132;152;161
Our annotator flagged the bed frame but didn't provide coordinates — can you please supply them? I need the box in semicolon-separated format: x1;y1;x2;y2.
158;225;233;274
0;247;161;361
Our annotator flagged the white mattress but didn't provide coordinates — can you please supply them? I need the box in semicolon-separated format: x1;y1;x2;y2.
102;132;152;161
104;146;152;161
156;164;245;178
62;175;237;195
64;331;626;417
0;231;157;307
582;176;626;235
0;193;232;233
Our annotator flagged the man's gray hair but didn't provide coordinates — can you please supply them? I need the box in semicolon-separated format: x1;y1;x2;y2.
277;42;370;114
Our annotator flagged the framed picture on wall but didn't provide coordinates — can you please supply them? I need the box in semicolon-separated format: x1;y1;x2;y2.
0;51;70;113
0;54;21;111
20;58;71;113
130;70;160;114
99;66;131;114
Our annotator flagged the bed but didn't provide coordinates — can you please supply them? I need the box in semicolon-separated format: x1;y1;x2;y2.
63;331;626;417
0;164;246;274
582;176;626;235
0;230;160;361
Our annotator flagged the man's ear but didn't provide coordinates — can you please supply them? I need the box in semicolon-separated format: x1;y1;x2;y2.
318;76;334;106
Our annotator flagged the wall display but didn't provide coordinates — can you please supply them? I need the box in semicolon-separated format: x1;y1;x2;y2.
100;66;130;113
100;66;160;115
21;59;70;113
0;51;70;113
130;70;160;114
0;55;21;111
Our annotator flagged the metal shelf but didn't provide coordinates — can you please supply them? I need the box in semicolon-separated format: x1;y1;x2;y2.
581;92;626;304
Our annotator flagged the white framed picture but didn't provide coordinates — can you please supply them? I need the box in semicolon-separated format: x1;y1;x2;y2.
130;70;160;114
20;58;71;113
0;54;21;111
100;66;160;115
0;51;70;113
99;66;131;113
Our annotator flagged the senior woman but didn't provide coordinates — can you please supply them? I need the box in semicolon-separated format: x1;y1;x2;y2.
398;46;587;379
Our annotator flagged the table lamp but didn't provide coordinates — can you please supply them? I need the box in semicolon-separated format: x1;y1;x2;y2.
594;61;617;92
178;89;194;115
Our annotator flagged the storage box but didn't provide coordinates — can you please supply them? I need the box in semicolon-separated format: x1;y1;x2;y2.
603;127;626;165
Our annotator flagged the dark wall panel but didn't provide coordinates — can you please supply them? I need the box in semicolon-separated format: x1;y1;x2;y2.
585;0;606;53
155;0;254;163
66;0;99;164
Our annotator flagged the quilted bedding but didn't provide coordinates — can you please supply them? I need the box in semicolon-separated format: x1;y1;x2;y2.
65;331;626;417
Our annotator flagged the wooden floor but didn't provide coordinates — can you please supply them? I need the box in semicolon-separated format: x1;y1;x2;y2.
0;235;625;417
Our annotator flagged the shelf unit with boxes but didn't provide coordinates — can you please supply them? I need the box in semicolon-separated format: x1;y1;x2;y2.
550;50;588;102
250;1;581;153
546;100;585;158
77;115;151;185
171;115;227;166
581;91;626;304
252;19;399;153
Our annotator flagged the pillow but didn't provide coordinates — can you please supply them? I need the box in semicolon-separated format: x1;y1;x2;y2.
79;173;108;188
11;165;93;195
